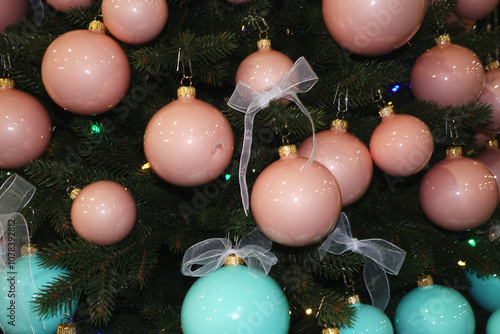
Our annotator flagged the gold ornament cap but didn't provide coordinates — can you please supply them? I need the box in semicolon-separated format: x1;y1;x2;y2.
446;146;463;158
379;104;394;118
417;274;434;288
224;254;244;266
0;78;14;89
435;34;451;45
279;145;298;158
486;61;500;71
57;321;77;334
347;295;361;305
21;244;39;257
88;20;106;34
323;328;340;334
331;119;348;130
486;139;499;149
177;86;196;98
257;38;272;49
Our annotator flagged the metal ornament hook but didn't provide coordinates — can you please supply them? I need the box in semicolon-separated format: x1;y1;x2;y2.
1;54;11;78
243;14;269;40
445;118;459;145
177;48;193;86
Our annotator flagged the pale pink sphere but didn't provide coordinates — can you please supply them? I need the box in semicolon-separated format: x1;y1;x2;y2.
102;0;168;45
41;29;131;115
71;181;137;245
475;143;500;201
251;149;342;246
370;113;434;177
420;154;498;231
143;92;234;187
0;84;52;169
235;45;294;93
479;68;500;132
455;0;499;20
322;0;426;56
0;0;28;32
298;126;373;206
410;41;485;107
445;11;476;33
45;0;92;12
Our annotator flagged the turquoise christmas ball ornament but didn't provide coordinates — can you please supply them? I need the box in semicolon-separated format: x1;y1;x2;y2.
487;308;500;333
0;247;78;334
181;263;290;334
465;269;500;313
394;275;475;334
339;295;393;334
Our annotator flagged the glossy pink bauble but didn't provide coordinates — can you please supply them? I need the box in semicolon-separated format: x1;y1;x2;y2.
251;147;342;247
235;42;294;93
479;68;500;132
298;122;373;206
102;0;168;44
455;0;499;20
143;89;234;187
41;29;131;115
420;151;498;231
322;0;426;56
45;0;92;12
71;181;137;245
370;112;434;177
445;11;476;33
475;142;500;201
0;83;52;169
410;40;485;107
0;0;28;32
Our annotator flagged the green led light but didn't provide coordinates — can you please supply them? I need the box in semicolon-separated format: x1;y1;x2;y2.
225;174;231;181
468;239;477;247
91;123;102;134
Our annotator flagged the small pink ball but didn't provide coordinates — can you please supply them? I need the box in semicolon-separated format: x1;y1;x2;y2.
251;146;342;247
0;0;28;32
479;68;500;133
0;82;52;169
71;181;137;245
322;0;426;56
410;40;485;107
298;121;373;206
455;0;499;20
235;41;294;93
102;0;168;45
475;141;500;201
370;111;434;177
143;88;234;187
420;150;498;231
41;28;131;115
45;0;92;12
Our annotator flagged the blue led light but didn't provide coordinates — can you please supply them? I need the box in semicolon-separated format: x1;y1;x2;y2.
391;84;400;93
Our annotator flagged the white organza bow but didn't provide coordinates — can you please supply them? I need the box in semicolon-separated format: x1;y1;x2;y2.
181;228;277;277
227;56;319;214
29;0;44;26
318;213;406;311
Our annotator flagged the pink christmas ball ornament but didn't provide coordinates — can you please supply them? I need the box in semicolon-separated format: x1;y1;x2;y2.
410;34;485;107
322;0;426;56
102;0;168;45
143;86;234;187
45;0;92;12
455;0;499;20
71;181;137;245
369;104;434;177
0;78;52;169
479;64;500;133
235;39;294;93
0;0;29;32
41;21;131;115
475;139;500;201
251;145;342;247
420;147;498;231
298;119;373;206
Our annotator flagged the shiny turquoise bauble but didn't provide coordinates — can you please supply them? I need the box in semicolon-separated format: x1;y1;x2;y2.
465;269;500;313
394;281;475;334
181;264;290;334
487;308;500;333
340;300;393;333
0;252;78;334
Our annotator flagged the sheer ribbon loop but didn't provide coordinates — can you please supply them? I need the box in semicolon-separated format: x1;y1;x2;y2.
181;228;277;278
318;213;406;311
227;56;319;214
29;0;45;26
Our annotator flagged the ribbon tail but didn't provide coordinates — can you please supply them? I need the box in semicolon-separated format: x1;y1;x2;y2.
29;0;44;26
239;109;258;215
364;260;390;311
287;92;316;168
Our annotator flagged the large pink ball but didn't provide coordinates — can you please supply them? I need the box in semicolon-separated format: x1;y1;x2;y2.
420;152;498;231
45;0;92;12
370;112;434;177
455;0;499;20
0;82;52;169
410;40;485;107
298;122;373;206
41;29;131;115
143;89;234;187
0;0;28;32
475;141;500;201
71;181;137;245
322;0;426;56
102;0;168;45
235;42;294;93
479;68;500;132
251;147;342;247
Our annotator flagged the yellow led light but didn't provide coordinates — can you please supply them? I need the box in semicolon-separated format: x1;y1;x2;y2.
142;162;151;170
305;308;313;315
458;260;466;267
